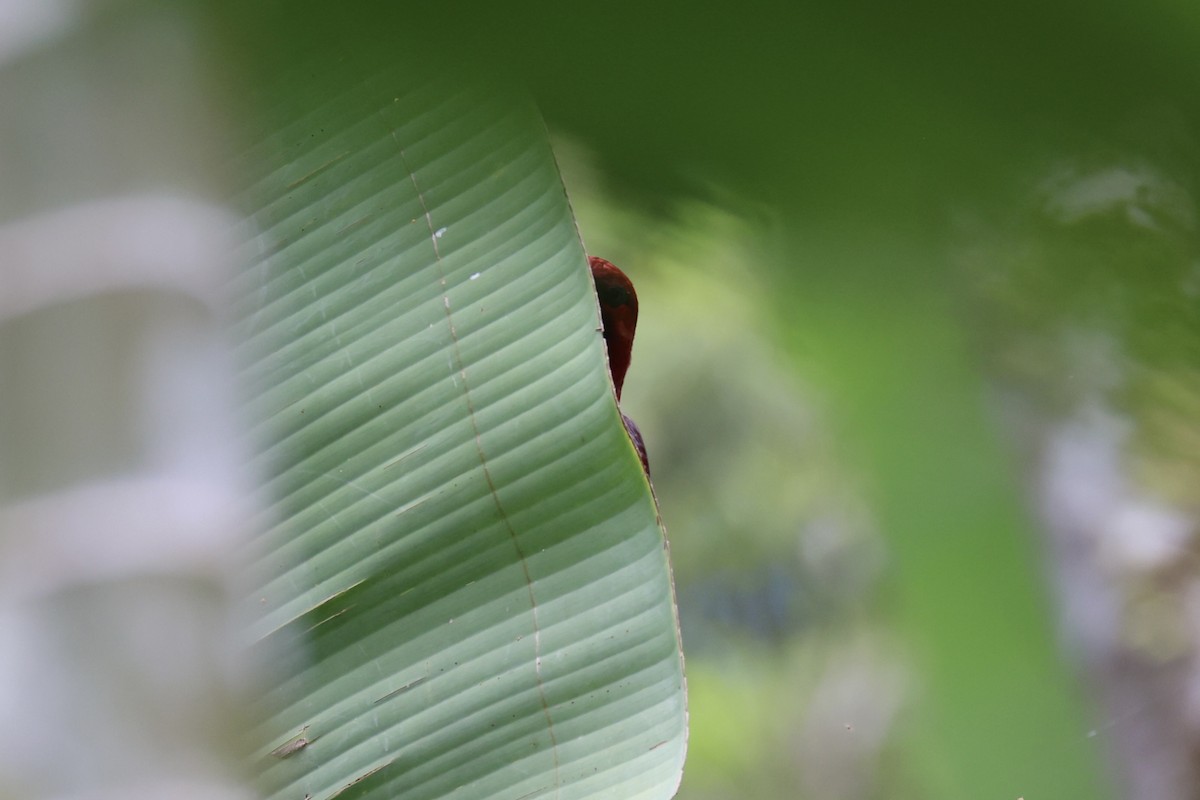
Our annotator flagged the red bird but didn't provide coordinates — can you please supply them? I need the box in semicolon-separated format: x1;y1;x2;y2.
589;256;649;474
588;257;638;400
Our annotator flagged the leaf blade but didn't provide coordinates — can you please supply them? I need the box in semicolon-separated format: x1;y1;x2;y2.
235;66;685;800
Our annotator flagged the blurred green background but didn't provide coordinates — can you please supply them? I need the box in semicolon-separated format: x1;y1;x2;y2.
432;2;1200;798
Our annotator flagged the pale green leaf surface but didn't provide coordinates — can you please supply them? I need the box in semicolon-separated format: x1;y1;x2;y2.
232;68;685;800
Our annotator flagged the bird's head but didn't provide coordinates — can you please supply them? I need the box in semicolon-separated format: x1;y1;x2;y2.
588;256;639;399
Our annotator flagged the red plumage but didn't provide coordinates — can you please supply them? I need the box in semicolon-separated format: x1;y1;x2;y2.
589;256;649;475
588;256;638;401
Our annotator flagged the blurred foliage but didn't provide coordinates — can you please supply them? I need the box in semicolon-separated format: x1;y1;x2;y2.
952;145;1200;796
534;3;1200;796
958;151;1200;504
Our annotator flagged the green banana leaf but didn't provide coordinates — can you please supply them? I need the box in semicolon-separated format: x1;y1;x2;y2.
230;60;686;800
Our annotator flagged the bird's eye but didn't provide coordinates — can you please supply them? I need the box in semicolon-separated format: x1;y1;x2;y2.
599;284;630;307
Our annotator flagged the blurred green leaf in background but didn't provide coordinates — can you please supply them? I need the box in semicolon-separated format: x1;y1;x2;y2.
513;3;1200;798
